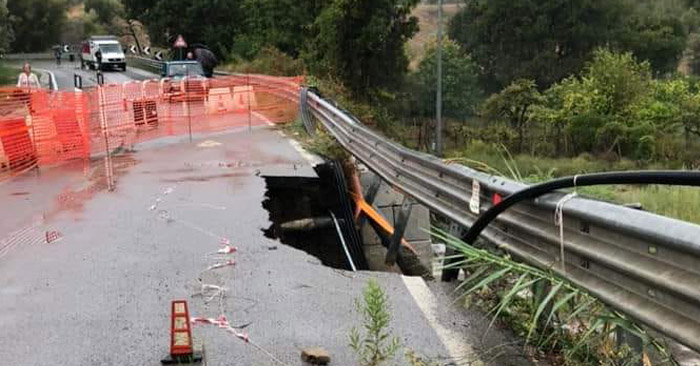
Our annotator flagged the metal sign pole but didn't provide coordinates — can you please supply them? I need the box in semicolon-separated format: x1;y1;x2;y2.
436;0;444;157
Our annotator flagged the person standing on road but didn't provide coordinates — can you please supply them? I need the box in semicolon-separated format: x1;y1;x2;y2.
54;47;62;66
95;49;102;71
17;63;40;89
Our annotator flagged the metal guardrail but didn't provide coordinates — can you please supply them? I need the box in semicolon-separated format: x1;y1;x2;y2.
127;55;163;74
299;88;700;353
4;53;54;60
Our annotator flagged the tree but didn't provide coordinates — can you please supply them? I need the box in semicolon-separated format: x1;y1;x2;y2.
85;0;124;24
619;6;687;75
534;49;667;159
411;39;482;119
680;91;700;140
0;0;13;54
8;0;68;52
121;0;158;21
138;0;243;58
449;0;628;92
304;0;420;97
483;79;543;153
449;0;687;91
233;0;327;59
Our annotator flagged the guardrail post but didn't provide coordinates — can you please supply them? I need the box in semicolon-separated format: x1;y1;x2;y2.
441;222;463;282
357;176;382;230
385;196;413;266
299;88;316;135
74;74;82;90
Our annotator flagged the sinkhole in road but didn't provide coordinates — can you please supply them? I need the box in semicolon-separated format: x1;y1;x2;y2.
261;162;365;271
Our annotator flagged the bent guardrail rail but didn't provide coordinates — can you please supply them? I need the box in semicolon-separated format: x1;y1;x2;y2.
299;87;700;353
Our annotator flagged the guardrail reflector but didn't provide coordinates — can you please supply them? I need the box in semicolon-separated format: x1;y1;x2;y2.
492;193;503;206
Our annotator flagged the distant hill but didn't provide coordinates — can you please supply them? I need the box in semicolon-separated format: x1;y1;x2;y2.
407;3;462;70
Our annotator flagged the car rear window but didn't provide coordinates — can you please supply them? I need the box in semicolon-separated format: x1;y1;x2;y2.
168;64;205;78
99;44;122;54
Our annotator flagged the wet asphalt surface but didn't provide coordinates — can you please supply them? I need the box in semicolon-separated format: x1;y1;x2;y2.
8;59;156;90
0;128;433;365
0;62;533;366
0;126;535;366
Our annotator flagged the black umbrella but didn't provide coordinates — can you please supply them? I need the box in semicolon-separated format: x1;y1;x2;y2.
193;48;218;78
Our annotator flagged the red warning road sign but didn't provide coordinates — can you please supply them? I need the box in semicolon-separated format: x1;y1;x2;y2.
174;35;188;48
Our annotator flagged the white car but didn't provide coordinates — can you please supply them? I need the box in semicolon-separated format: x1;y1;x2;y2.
81;36;126;71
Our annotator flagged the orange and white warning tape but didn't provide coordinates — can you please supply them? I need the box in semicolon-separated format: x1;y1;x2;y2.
191;315;249;342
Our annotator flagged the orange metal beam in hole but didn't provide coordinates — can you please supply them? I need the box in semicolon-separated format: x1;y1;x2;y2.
345;162;418;256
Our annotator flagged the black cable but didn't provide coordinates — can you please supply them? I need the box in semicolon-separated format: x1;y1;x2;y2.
463;170;700;244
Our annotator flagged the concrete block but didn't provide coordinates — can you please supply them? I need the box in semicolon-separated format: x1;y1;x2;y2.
393;203;430;242
363;243;402;274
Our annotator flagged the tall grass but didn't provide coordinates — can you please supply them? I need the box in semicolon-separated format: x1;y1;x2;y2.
448;142;700;225
434;228;678;366
612;185;700;224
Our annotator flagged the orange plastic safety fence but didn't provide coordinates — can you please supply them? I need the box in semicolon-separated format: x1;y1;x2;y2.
0;74;302;182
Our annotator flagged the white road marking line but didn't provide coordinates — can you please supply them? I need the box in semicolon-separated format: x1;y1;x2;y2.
251;111;275;126
286;136;323;166
401;276;484;366
251;110;320;166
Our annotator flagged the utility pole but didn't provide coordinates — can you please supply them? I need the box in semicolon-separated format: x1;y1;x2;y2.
127;20;143;56
436;0;444;157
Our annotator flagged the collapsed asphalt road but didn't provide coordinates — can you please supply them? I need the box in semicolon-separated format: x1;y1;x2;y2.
0;125;531;366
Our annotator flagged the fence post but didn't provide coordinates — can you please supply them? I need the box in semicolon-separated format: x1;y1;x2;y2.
98;85;114;191
186;78;192;142
247;73;252;131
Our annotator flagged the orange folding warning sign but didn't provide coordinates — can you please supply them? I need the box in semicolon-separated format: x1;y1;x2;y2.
174;35;187;48
170;300;193;356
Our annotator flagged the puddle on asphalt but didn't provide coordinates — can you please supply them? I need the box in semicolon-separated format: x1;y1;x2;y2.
45;153;138;221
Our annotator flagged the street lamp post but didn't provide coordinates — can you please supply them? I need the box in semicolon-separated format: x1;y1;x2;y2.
436;0;444;157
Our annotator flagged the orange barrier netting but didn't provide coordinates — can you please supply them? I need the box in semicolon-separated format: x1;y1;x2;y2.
0;74;302;182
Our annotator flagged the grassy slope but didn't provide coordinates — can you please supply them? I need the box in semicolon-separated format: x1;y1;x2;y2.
407;3;462;70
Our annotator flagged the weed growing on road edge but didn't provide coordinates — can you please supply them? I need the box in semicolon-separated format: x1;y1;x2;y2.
432;228;679;366
283;117;349;160
350;278;401;366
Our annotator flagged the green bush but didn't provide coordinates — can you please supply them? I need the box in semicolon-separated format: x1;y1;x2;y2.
225;46;305;76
